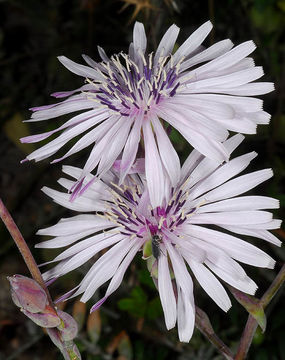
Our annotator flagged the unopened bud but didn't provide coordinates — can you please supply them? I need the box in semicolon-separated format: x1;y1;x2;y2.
8;275;48;313
57;310;78;341
21;308;61;328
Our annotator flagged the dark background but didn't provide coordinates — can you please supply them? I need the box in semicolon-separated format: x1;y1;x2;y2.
0;0;284;359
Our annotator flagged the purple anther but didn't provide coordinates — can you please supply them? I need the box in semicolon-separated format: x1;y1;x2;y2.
165;200;174;215
138;89;143;100
175;190;183;204
121;101;131;109
136;216;145;225
168;73;177;88
120;231;131;236
176;217;187;226
187;207;196;215
169;82;180;97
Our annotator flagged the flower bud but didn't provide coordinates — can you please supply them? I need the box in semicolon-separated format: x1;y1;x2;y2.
57;310;78;341
21;308;61;328
8;275;48;313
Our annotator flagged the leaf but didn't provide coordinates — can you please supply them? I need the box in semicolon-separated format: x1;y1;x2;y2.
117;286;148;318
138;268;156;289
87;309;101;343
3;113;35;154
146;297;163;320
228;286;267;332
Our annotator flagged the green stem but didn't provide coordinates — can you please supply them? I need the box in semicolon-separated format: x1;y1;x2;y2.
235;264;285;360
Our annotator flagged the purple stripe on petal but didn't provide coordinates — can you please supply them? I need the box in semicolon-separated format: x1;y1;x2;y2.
90;297;107;313
55;287;79;303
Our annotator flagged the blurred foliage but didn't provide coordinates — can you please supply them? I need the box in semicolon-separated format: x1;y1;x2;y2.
0;0;284;359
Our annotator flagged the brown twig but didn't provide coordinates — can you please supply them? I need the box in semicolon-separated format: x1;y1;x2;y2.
235;264;285;360
0;197;54;307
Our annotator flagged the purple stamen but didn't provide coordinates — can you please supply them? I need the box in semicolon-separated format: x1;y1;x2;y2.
169;82;180;97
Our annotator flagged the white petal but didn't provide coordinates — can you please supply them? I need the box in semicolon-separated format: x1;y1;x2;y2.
214;117;257;134
37;214;110;236
79;238;133;301
163;229;206;263
190;210;272;226
97;117;133;174
215;82;274;96
191;40;256;76
172;21;213;64
177;287;195;342
51;114;116;164
206;260;258;295
188;260;231;312
185;225;275;268
198;196;279;213
133;22;147;54
221;226;282;246
188;151;257;200
82;116;127;175
202;169;273;203
58;56;104;80
40;186;106;212
28;98;97;122
180;39;234;71
51;232;118;262
35;228;109;249
158;254;177;329
51;234;124;278
158;106;229;163
119;114;143;183
185;67;264;91
152;115;181;186
165;241;193;297
105;240;144;297
26;114;105;161
184;93;262;113
143;120;165;208
154;24;180;64
180;150;203;185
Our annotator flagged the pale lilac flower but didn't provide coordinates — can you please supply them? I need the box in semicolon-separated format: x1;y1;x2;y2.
21;21;273;207
37;135;281;342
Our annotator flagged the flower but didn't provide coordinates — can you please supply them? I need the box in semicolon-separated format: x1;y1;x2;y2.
37;135;281;342
21;21;273;207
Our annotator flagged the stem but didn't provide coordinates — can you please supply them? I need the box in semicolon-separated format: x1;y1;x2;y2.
0;197;54;306
195;307;234;360
235;264;285;360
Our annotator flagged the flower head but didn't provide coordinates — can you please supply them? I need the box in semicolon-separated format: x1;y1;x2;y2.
37;135;281;342
21;21;273;207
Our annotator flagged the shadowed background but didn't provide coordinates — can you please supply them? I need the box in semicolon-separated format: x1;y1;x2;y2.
0;0;284;359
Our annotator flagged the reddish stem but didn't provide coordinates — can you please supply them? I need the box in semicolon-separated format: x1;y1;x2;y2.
0;197;54;307
235;264;285;359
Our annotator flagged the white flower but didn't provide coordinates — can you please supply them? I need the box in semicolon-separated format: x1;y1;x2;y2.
37;135;281;342
21;21;273;207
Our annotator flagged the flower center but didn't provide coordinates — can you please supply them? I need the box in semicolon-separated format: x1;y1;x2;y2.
83;51;184;117
101;179;198;245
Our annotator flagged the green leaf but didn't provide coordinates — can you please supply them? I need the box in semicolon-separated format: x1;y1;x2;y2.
117;286;148;318
146;297;163;320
